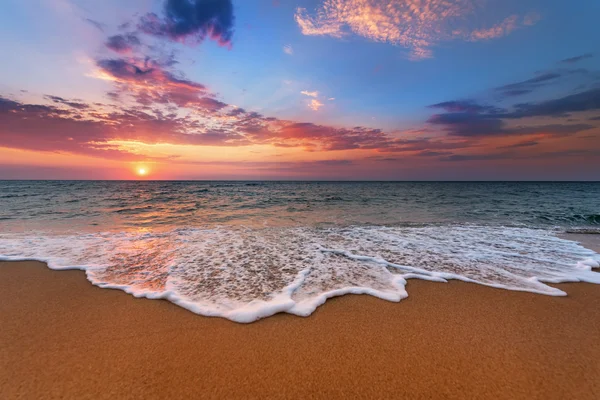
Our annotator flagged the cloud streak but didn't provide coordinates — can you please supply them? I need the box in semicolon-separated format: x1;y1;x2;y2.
301;90;319;98
560;53;593;64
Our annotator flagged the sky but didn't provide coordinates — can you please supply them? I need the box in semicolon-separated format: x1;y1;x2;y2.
0;0;599;180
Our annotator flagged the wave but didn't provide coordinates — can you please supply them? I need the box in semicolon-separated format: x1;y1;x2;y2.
113;205;154;214
565;228;600;234
1;225;599;323
540;214;600;224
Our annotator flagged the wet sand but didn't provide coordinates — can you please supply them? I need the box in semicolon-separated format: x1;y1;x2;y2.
1;234;600;399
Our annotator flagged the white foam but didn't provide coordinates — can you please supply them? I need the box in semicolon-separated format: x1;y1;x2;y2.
1;226;599;323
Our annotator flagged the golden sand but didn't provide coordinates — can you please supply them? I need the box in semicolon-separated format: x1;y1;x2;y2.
1;234;599;399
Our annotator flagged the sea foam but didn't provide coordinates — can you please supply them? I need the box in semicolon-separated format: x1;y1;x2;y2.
1;225;599;323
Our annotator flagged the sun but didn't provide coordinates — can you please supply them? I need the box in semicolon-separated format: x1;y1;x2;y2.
136;167;148;177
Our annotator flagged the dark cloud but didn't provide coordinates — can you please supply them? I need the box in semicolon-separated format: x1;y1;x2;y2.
106;91;120;101
508;123;595;136
428;100;498;113
44;95;89;110
105;33;141;54
139;0;234;46
497;89;532;97
312;159;353;166
440;149;599;162
540;149;600;157
227;107;246;117
428;108;594;137
495;72;561;97
427;112;504;136
441;153;510;162
497;140;539;149
439;145;600;163
97;58;157;81
84;18;105;32
416;150;454;157
427;84;600;139
506;88;600;118
560;53;593;64
97;58;201;91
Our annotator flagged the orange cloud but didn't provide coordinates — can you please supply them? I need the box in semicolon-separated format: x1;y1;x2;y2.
301;90;319;98
308;99;324;111
470;15;519;41
295;1;539;60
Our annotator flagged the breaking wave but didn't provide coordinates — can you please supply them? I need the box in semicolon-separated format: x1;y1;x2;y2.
1;225;599;323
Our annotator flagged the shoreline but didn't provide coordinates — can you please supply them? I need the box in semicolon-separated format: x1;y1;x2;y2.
2;235;600;399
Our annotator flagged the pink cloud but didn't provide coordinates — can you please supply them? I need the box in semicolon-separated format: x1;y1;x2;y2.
308;99;324;111
295;1;540;60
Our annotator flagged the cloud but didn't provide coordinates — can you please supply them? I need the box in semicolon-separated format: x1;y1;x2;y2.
5;42;596;168
308;99;324;111
265;122;387;150
0;94;250;158
44;95;89;110
301;90;319;98
294;7;344;39
495;72;562;97
427;112;504;136
441;148;600;162
84;18;105;32
138;0;234;47
416;150;454;157
429;100;498;113
283;44;293;55
94;58;229;111
505;88;600;118
560;53;593;64
428;109;594;137
427;94;597;137
440;153;511;162
294;1;538;59
1;52;423;157
469;15;518;41
105;33;141;54
0;97;136;159
427;69;600;139
497;140;539;149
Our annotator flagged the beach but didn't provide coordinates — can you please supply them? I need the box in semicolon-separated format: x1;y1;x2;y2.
1;234;599;399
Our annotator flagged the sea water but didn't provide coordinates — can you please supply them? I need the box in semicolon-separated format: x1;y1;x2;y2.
1;181;599;322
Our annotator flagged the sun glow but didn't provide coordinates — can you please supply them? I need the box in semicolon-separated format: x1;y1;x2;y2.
136;166;149;177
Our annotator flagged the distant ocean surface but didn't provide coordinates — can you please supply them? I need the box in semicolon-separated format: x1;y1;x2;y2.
1;181;599;322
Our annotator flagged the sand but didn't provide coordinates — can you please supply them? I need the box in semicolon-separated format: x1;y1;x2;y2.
1;233;600;399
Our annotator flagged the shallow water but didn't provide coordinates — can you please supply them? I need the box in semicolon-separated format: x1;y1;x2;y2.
1;181;599;322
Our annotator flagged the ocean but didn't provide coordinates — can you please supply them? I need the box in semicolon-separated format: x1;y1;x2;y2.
1;181;599;322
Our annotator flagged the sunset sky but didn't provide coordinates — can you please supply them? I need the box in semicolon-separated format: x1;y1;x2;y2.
0;0;599;180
